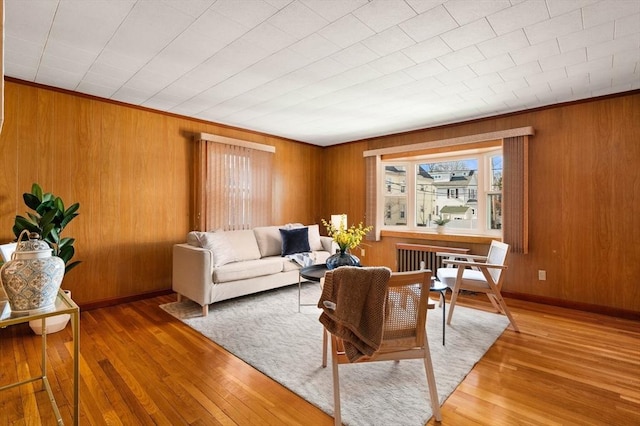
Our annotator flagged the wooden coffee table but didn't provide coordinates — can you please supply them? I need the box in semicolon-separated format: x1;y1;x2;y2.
298;264;329;312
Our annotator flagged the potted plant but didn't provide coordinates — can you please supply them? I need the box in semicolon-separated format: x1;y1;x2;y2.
321;217;373;269
11;183;81;334
12;183;81;274
433;216;450;234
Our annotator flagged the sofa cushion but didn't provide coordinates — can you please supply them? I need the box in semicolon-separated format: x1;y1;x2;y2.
225;230;262;261
253;226;282;257
197;231;237;267
254;224;305;257
306;224;323;251
214;257;284;283
280;227;310;256
283;223;322;251
313;250;331;265
186;231;201;247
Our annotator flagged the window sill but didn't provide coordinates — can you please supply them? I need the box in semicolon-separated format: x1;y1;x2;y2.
380;229;498;245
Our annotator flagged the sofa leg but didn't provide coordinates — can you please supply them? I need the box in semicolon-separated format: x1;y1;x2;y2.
202;304;209;316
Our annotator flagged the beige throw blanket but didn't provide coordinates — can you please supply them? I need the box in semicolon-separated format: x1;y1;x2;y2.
318;266;391;362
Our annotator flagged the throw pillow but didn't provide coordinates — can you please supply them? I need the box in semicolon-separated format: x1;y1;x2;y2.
306;224;323;251
197;231;237;267
280;227;310;256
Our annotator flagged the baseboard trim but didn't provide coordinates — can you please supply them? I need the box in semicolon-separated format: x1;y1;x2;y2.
79;289;174;311
503;291;640;321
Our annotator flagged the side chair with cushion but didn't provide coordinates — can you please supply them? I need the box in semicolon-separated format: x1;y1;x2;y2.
319;267;442;425
436;240;519;332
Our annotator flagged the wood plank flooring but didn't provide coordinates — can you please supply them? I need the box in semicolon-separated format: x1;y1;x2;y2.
1;292;638;425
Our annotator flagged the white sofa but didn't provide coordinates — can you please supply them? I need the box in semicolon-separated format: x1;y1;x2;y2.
172;224;334;316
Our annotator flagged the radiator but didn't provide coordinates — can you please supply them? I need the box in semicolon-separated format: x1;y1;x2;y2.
396;243;470;272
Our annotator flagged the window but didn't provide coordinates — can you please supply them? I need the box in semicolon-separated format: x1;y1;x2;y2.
381;147;502;236
364;127;532;252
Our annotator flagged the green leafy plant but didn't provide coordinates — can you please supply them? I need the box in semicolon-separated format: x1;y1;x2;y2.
433;216;450;226
12;183;81;274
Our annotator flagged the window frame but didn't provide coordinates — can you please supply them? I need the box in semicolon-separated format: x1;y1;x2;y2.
379;146;502;237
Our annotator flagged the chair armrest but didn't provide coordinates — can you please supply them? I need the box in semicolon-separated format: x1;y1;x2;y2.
436;252;487;261
442;259;507;269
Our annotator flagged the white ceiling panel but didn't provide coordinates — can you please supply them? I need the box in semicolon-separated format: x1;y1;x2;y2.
582;0;640;28
487;0;549;36
369;52;415;74
440;19;496;51
268;1;328;39
301;0;368;22
4;0;639;146
318;13;375;48
402;37;452;63
361;26;415;57
351;0;416;32
539;49;588;72
444;0;511;26
399;5;458;42
524;9;584;45
510;40;561;66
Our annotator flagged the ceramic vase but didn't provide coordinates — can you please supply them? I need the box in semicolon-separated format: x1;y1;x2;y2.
326;249;361;270
29;290;71;335
0;231;65;313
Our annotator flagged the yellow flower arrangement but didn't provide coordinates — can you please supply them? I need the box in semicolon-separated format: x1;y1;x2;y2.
321;217;373;252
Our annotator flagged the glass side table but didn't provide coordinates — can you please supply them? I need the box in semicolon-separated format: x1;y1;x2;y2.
0;289;80;425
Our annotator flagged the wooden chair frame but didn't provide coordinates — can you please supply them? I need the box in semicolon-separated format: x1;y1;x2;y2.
321;270;442;425
439;241;519;332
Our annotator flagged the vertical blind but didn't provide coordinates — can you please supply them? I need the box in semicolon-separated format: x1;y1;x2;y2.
195;134;274;231
365;155;378;241
502;135;529;254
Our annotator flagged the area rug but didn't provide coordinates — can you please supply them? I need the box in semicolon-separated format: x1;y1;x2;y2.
160;284;509;426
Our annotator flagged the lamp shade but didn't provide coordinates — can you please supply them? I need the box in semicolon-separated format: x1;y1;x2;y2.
331;214;347;230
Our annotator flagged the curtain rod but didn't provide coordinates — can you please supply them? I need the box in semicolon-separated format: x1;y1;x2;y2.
198;132;276;153
363;126;534;157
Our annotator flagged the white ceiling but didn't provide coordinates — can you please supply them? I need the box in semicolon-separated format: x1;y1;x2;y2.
4;0;640;146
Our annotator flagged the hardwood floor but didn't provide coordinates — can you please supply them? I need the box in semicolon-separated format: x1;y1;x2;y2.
1;292;638;425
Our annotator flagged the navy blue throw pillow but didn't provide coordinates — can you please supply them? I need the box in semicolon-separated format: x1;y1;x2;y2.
280;227;310;256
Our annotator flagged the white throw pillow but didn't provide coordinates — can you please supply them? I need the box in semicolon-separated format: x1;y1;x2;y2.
225;230;262;261
253;226;283;257
306;224;323;251
196;231;237;267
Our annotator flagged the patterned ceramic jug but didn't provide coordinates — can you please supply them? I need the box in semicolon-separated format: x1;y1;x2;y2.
0;230;65;313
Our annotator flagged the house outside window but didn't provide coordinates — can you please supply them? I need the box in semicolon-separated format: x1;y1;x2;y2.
381;148;502;235
383;165;407;225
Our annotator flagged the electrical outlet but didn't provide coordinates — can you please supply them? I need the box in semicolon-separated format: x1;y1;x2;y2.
360;248;365;257
538;270;546;281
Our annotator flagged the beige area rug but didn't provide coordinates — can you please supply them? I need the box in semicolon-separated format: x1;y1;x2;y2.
160;284;509;426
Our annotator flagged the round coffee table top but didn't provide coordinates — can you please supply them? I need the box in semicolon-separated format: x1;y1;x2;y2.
300;264;329;282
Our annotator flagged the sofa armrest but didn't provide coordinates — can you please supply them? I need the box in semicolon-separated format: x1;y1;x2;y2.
172;243;213;308
320;236;337;253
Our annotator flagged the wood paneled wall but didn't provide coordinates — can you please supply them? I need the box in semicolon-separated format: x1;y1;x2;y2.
323;92;640;316
1;79;638;316
0;80;323;306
